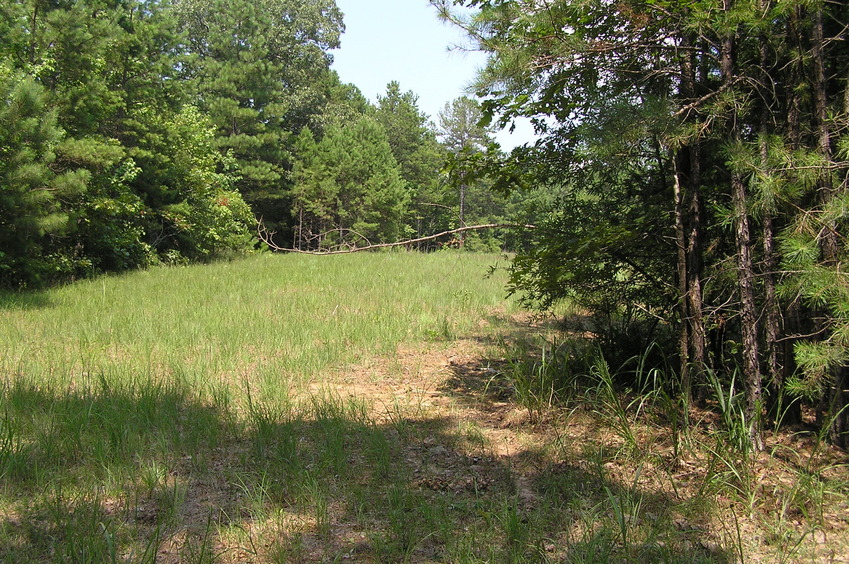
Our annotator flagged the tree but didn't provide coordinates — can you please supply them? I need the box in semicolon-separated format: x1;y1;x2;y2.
291;116;409;249
0;66;87;286
375;82;447;243
438;96;495;245
435;0;849;449
175;0;344;225
0;0;259;284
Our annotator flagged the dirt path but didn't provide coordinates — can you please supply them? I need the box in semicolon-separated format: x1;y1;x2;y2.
310;322;849;563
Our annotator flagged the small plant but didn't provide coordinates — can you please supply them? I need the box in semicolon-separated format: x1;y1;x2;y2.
505;338;578;422
497;500;531;561
603;468;644;554
0;404;22;481
180;513;219;564
698;370;759;506
706;369;751;457
300;474;330;537
590;356;640;453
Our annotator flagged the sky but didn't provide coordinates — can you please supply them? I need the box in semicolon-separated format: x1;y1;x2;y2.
330;0;536;149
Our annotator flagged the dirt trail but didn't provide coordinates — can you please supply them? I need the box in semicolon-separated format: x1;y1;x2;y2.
313;324;849;564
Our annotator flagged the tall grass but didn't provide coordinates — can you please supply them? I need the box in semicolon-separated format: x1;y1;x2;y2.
0;251;535;562
1;252;514;395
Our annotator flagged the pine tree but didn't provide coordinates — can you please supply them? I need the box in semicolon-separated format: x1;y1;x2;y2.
375;82;447;242
438;96;495;245
176;0;343;224
0;66;86;285
291;117;408;249
435;0;849;448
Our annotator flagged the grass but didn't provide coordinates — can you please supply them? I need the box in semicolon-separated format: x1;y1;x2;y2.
0;251;846;562
498;327;849;563
1;252;511;392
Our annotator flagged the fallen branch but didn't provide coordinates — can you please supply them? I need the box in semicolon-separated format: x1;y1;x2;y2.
258;223;537;255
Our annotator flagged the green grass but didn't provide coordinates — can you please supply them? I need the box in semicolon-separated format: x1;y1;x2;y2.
1;251;512;391
0;251;538;562
1;251;843;563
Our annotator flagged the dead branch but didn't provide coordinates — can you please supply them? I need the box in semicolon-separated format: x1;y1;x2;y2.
258;222;537;255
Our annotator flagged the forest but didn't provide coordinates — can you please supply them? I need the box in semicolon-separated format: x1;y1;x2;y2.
432;0;849;452
0;0;531;289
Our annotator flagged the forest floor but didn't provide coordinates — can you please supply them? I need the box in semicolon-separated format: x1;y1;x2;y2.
160;310;849;563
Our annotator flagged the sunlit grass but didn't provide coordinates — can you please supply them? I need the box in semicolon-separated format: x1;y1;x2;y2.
1;251;514;398
0;250;534;562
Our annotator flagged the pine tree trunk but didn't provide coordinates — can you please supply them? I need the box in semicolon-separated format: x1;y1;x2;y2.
28;1;40;65
677;29;707;402
811;7;849;447
459;181;466;247
733;170;764;451
722;4;764;451
756;3;794;426
673;153;691;406
686;145;707;398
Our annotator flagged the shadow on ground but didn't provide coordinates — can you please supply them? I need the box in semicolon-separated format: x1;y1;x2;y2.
0;289;55;311
0;369;736;563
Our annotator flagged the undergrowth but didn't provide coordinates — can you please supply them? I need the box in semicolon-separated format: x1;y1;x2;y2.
499;331;849;563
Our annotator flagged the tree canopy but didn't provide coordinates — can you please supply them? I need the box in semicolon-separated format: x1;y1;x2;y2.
435;0;849;448
1;0;524;286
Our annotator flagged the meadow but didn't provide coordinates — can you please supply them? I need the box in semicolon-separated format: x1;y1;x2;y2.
0;251;846;562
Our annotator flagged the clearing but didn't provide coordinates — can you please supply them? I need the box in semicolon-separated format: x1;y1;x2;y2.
0;253;846;563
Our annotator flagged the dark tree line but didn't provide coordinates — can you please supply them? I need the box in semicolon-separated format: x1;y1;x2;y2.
435;0;849;448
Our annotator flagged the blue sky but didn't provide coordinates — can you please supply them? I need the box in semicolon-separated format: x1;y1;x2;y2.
330;0;536;148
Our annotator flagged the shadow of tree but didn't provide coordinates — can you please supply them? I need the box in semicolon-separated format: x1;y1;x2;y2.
0;289;55;311
0;374;735;563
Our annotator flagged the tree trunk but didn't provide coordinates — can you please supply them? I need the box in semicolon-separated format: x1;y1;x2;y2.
756;2;794;427
686;144;707;398
787;8;803;149
459;181;466;246
673;153;691;406
722;4;763;451
811;6;849;447
677;28;707;402
733;169;764;451
28;1;40;65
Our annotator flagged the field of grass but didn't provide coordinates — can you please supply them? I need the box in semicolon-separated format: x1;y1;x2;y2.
0;251;847;563
0;251;512;391
0;251;524;562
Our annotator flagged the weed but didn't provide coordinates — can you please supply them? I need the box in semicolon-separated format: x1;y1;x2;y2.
292;472;331;539
497;500;531;560
505;337;579;422
603;468;644;553
706;369;751;457
180;513;219;564
590;356;640;453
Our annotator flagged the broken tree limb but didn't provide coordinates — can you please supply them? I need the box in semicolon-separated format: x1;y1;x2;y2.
257;222;537;255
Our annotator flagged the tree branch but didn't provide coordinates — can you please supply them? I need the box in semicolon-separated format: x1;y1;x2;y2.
258;222;537;255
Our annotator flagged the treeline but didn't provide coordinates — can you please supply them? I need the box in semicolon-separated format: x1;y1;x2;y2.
436;0;849;448
0;0;527;288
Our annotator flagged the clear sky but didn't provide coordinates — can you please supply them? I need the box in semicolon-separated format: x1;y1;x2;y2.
330;0;536;149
